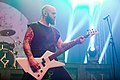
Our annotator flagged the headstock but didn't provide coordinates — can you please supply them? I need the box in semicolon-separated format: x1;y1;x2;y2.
85;29;98;38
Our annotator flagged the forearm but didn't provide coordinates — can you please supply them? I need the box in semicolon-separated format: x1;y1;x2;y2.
59;40;77;52
61;40;76;48
61;37;82;48
23;39;39;69
60;36;85;51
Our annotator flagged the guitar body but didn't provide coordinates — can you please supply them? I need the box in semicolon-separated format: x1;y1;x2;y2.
16;50;65;80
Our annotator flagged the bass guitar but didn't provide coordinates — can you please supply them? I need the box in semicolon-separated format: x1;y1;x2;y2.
16;29;97;80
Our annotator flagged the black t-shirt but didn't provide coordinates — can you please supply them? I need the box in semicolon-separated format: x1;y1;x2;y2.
28;22;60;57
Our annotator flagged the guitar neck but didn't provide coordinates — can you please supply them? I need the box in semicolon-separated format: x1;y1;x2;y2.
49;40;78;61
84;34;89;38
49;34;89;61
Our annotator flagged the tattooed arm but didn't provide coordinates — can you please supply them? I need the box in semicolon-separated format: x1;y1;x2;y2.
23;27;33;57
23;27;39;69
56;36;86;49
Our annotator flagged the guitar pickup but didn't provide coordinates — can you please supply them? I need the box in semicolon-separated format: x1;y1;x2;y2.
38;66;41;69
41;58;46;67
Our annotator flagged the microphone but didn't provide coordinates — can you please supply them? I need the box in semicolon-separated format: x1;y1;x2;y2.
103;15;109;20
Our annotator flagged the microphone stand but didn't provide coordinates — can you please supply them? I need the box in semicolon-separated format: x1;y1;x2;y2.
104;15;119;80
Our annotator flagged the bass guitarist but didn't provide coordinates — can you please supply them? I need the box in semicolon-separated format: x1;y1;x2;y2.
22;4;86;80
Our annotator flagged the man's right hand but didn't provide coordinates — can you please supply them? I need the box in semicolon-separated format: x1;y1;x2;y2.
28;56;39;70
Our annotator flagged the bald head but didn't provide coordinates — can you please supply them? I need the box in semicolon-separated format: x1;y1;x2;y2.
41;5;56;25
42;5;56;17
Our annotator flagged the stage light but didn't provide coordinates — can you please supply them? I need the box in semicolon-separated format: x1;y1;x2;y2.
87;47;99;64
70;0;104;10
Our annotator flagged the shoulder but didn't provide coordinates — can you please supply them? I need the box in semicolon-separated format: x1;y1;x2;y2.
51;27;59;33
27;22;39;27
51;27;60;39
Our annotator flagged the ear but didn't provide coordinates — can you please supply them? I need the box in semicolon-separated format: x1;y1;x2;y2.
43;10;48;16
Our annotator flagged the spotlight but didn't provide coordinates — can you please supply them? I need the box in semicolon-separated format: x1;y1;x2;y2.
87;47;99;64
